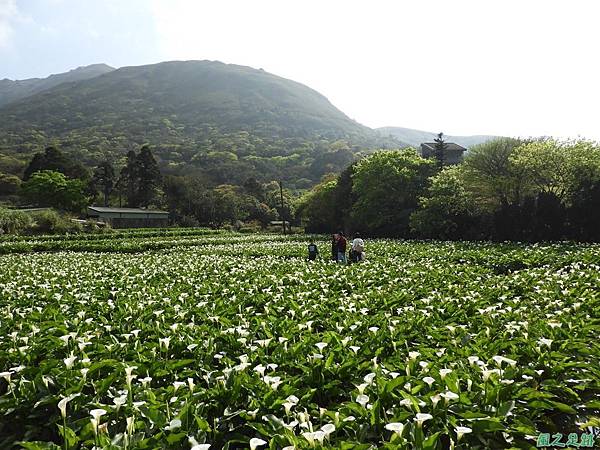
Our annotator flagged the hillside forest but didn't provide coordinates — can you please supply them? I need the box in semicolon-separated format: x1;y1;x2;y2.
0;61;399;190
2;136;600;243
1;61;599;241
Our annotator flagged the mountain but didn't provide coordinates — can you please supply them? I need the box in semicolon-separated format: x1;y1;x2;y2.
0;60;400;186
0;64;115;108
377;126;500;149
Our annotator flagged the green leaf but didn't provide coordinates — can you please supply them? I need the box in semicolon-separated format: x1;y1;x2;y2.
166;432;187;444
18;442;61;450
471;418;505;433
497;400;515;417
548;401;576;414
57;424;79;449
422;431;441;450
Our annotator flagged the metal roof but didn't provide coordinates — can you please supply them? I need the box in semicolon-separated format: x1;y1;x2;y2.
88;206;169;214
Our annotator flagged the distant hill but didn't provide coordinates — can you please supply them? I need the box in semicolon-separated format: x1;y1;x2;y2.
0;61;400;186
377;126;500;149
0;64;115;108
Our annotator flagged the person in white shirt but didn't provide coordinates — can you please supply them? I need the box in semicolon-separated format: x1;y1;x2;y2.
350;232;365;262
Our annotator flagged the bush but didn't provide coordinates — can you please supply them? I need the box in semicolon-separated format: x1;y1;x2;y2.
177;215;201;228
0;173;22;196
239;220;262;233
410;166;484;240
81;219;112;234
29;210;83;235
0;208;33;235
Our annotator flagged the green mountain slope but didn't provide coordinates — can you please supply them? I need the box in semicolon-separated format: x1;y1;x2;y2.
0;61;400;186
378;126;500;149
0;64;115;108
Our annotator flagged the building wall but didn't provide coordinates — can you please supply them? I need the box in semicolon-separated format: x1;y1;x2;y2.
419;145;464;165
444;150;464;165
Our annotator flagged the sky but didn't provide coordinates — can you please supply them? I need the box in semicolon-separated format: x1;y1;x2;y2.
1;0;599;141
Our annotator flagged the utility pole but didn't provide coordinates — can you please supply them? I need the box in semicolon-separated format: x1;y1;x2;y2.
279;180;286;235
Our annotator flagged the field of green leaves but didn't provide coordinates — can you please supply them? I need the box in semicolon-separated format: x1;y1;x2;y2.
1;231;599;449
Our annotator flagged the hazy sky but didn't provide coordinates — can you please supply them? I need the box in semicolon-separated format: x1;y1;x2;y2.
1;0;599;140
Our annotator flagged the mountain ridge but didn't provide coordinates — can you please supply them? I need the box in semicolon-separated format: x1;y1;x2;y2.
0;64;115;108
377;126;501;149
0;60;400;186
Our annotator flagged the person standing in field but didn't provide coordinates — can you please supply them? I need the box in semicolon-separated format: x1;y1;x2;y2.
307;239;319;260
331;234;338;261
337;231;347;263
350;232;365;262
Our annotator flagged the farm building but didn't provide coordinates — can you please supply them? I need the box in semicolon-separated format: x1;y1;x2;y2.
419;142;467;165
87;206;169;228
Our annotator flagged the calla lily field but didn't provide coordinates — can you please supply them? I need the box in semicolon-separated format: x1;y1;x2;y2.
0;230;599;449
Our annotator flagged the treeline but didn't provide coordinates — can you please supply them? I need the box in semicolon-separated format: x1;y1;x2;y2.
8;145;164;212
6;137;600;242
297;138;600;242
2;144;295;230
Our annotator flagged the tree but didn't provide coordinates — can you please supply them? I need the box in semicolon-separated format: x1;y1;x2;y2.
115;146;162;208
462;138;527;210
333;163;358;233
135;145;162;207
21;170;87;212
531;191;566;241
0;173;22;196
410;166;484;240
247;200;276;228
568;180;600;241
461;138;600;241
91;161;116;206
509;139;600;204
433;132;448;170
350;149;435;236
296;179;338;233
309;140;355;179
243;177;265;202
163;175;210;225
23;146;88;181
264;181;295;228
508;139;600;241
117;150;139;207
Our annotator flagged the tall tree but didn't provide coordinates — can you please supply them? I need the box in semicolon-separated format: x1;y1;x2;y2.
296;178;338;233
410;166;483;240
433;132;448;170
23;146;88;181
117;150;139;207
333;163;357;233
462;137;527;209
243;177;265;202
135;145;162;207
351;149;435;236
509;139;600;204
91;161;116;206
21;170;86;212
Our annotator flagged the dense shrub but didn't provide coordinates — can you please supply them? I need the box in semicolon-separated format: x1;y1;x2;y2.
0;173;22;195
0;208;32;235
29;209;83;234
